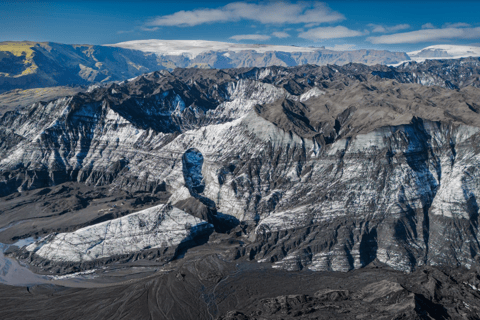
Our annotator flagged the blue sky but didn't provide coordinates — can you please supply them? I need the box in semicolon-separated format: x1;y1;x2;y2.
1;0;480;52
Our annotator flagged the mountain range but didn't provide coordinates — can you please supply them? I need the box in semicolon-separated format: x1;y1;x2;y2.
1;58;480;274
3;40;480;95
3;40;480;318
0;39;453;94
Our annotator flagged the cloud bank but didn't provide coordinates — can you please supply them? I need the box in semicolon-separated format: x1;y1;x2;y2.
230;34;271;41
147;1;344;27
368;24;410;33
272;31;291;38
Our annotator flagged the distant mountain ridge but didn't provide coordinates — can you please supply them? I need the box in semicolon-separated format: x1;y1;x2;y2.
0;40;408;93
109;39;409;69
2;40;480;94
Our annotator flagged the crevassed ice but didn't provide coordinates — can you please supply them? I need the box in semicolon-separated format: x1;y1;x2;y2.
26;204;212;262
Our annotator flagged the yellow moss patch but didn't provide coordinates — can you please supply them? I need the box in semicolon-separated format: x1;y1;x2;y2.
0;41;41;76
0;41;36;59
126;60;144;70
19;64;38;76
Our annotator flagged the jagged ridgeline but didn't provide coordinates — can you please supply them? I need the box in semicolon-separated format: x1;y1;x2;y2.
3;60;480;274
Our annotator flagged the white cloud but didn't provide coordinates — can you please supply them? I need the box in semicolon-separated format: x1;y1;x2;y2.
304;22;320;28
367;27;480;44
443;22;471;28
272;31;291;38
146;1;344;27
229;34;271;41
140;26;159;32
422;23;435;29
326;44;356;51
299;26;364;41
368;24;410;33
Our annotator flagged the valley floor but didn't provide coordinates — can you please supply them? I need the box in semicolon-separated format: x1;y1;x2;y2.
1;231;480;319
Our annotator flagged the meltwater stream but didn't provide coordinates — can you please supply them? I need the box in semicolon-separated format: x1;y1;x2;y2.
0;237;163;288
0;239;50;286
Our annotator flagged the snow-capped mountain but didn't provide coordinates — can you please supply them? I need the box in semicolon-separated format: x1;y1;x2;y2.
408;44;480;62
106;39;320;59
107;39;409;68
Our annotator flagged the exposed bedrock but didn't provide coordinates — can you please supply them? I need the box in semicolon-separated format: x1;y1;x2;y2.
3;65;480;273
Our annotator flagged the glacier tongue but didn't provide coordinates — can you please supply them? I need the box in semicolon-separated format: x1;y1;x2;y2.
26;204;213;263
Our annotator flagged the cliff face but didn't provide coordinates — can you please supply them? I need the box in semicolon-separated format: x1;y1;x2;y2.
3;62;480;273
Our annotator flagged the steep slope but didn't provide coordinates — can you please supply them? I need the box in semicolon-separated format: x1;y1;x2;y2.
2;63;480;275
0;41;165;93
0;86;83;116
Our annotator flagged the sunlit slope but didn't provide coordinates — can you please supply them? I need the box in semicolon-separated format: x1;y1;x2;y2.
0;41;40;77
0;41;165;93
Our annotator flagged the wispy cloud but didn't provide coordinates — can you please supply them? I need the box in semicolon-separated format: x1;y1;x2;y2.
367;27;480;44
299;26;364;41
443;22;471;28
117;25;159;34
146;1;344;27
272;31;291;38
230;34;271;41
140;26;159;32
368;24;410;33
422;23;435;29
